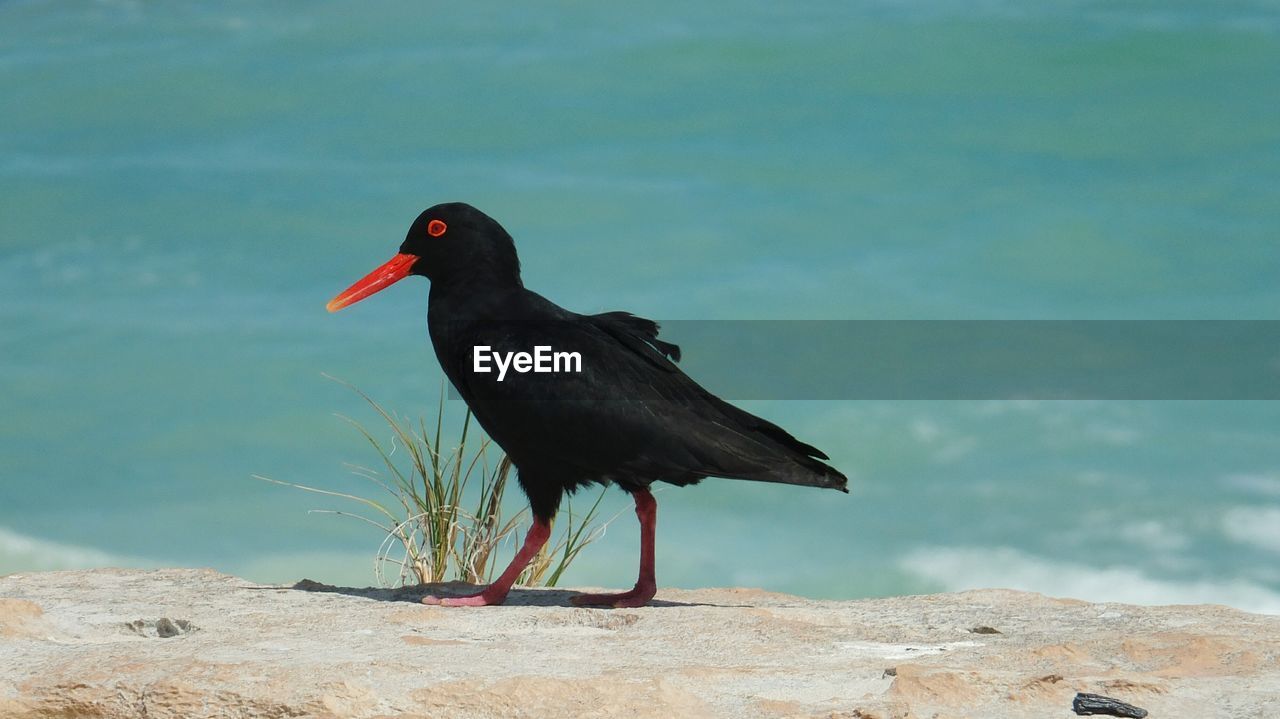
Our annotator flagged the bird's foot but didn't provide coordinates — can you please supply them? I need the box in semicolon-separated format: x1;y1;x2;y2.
571;583;656;609
421;588;508;607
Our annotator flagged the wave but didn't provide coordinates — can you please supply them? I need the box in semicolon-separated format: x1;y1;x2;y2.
0;526;154;573
0;527;374;587
900;545;1280;615
1222;473;1280;497
1221;506;1280;554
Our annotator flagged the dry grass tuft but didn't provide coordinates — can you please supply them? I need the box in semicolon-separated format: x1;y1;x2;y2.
256;376;606;588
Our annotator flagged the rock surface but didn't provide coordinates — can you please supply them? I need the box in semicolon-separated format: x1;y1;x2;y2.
1;568;1277;718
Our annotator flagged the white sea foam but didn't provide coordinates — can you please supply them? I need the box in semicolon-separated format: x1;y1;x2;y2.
1221;506;1280;554
0;526;152;573
907;416;978;463
1223;473;1280;497
1116;519;1190;552
900;545;1280;615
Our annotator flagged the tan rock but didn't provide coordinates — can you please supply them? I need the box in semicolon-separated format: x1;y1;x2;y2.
0;568;1277;718
0;598;43;638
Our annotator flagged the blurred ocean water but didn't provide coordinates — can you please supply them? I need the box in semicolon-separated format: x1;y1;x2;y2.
2;1;1279;611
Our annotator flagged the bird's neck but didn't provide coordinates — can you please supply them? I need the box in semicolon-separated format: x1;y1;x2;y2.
427;277;525;322
427;256;523;295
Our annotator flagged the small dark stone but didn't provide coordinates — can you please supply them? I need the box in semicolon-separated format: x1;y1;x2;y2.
155;618;182;638
882;667;897;678
124;618;197;638
970;625;1002;634
1072;692;1148;718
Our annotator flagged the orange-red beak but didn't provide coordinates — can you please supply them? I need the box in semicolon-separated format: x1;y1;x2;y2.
326;253;419;312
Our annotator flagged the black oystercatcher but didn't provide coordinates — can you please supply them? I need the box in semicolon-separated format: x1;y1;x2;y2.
327;203;847;607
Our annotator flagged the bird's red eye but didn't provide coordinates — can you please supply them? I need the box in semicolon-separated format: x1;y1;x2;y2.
428;219;447;237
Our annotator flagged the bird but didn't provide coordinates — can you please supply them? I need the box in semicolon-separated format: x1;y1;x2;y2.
326;202;847;608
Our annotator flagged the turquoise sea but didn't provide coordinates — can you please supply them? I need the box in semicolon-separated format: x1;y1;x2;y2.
3;1;1280;611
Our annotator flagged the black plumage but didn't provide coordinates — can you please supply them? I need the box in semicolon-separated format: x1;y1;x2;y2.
328;202;846;607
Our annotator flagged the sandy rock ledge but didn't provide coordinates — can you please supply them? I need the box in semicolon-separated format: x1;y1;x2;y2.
1;568;1277;718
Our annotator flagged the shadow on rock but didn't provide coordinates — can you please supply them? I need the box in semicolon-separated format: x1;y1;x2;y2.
289;579;723;608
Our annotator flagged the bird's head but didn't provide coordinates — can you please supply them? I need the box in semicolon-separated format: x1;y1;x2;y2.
327;202;521;312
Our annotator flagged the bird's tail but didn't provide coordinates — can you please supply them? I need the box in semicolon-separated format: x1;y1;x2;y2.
782;455;849;492
698;396;849;493
724;452;848;493
679;414;849;493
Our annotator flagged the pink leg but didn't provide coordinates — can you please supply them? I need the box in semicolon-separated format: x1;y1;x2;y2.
422;518;551;607
573;489;657;608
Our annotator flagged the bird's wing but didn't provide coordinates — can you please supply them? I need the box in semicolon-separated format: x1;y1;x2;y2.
438;305;843;490
588;310;830;461
588;311;681;367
